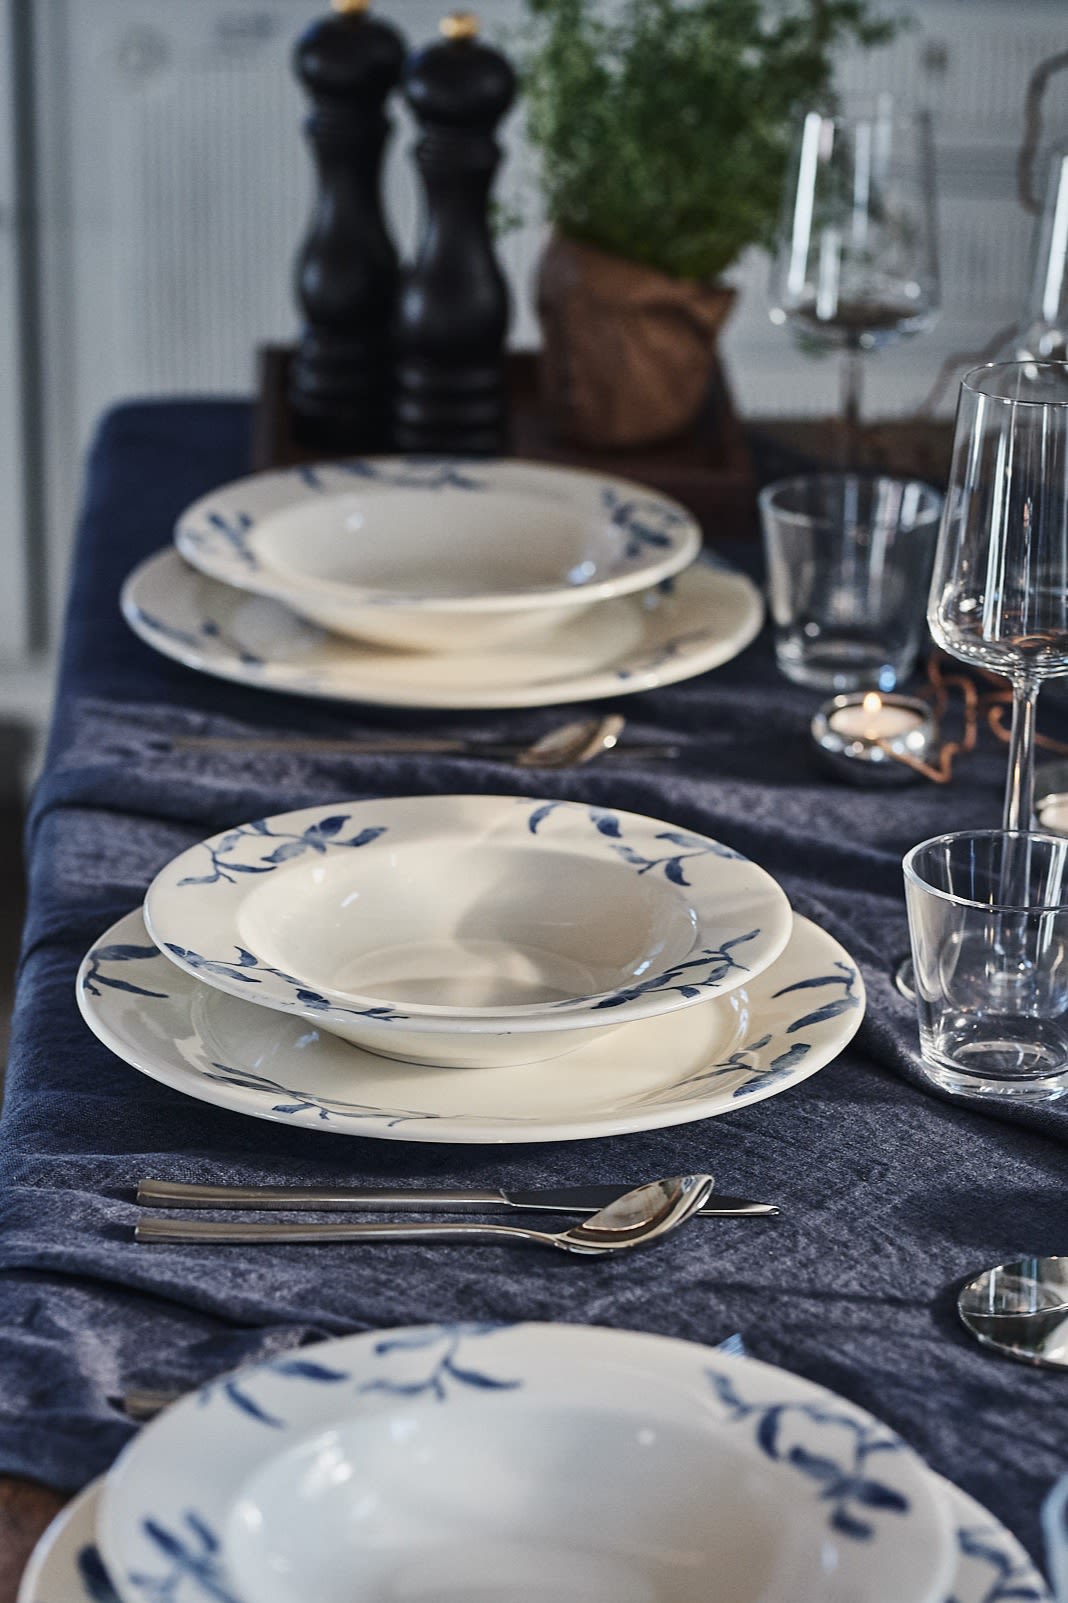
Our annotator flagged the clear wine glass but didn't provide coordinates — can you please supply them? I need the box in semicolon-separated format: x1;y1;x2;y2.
928;361;1068;834
996;150;1068;366
769;99;940;464
893;360;1068;1004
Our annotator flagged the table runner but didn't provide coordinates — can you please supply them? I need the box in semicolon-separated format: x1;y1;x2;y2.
1;401;1066;1563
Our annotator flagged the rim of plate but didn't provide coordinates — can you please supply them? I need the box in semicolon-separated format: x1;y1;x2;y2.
119;550;764;710
96;1324;957;1603
174;458;702;613
76;909;865;1143
141;795;793;1033
17;1472;1053;1603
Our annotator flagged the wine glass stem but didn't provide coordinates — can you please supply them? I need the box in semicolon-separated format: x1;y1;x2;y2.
1004;675;1042;832
839;339;864;469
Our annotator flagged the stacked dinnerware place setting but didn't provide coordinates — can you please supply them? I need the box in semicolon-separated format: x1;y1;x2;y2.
119;457;764;710
58;792;1050;1601
32;453;1051;1602
19;1323;1052;1603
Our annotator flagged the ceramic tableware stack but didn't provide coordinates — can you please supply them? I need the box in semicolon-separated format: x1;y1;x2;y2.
119;458;764;709
56;800;1053;1601
20;1323;1050;1603
77;792;867;1141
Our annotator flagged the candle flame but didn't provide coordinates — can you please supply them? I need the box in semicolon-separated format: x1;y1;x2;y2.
862;692;882;716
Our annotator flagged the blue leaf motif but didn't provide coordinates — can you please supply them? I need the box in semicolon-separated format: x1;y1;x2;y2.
141;1520;185;1561
83;942;171;1000
787;1444;842;1484
443;1361;523;1390
833;1506;878;1540
358;1326;521;1401
773;971;853;995
704;1368;909;1545
95;943;160;962
956;1525;1048;1603
786;997;860;1031
270;1358;349;1383
133;1511;241;1603
527;802;560;835
177;813;389;886
78;1542;121;1603
305;815;348;842
757;1407;783;1459
183;1513;220;1553
261;840;309;864
221;1380;282;1428
163;945;406;1024
346;826;387;848
850;1479;910;1513
769;1043;811;1071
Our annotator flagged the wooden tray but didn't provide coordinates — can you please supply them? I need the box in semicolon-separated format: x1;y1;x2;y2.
252;345;758;539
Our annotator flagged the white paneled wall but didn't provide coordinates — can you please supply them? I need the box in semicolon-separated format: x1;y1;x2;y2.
0;1;30;666
19;0;1068;667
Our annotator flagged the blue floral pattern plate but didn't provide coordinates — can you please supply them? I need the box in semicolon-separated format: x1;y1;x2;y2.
121;548;764;710
78;908;863;1143
173;458;703;654
20;1469;1049;1603
140;795;794;1067
92;1326;959;1603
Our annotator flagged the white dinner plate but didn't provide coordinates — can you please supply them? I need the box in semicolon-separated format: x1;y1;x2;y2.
142;795;794;1067
18;1465;1052;1603
121;548;763;710
97;1324;957;1603
174;458;702;652
78;909;864;1143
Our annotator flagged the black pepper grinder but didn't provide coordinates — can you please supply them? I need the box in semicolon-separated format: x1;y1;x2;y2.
394;12;516;454
290;0;406;451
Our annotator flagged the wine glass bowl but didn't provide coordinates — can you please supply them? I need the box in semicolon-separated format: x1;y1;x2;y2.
927;361;1068;829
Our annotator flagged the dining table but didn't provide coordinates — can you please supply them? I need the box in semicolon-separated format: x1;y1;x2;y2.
0;397;1066;1599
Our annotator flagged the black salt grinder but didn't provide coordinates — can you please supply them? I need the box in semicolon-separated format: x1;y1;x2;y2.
290;0;406;451
393;12;516;454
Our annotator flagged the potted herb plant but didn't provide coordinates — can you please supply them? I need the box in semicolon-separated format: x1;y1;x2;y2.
523;0;896;447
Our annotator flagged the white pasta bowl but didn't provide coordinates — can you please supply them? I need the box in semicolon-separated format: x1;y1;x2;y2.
144;795;792;1069
98;1324;957;1603
173;458;702;653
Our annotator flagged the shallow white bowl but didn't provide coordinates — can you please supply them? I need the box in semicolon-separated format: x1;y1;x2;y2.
98;1324;958;1603
21;1471;1050;1603
174;458;701;652
144;794;793;1069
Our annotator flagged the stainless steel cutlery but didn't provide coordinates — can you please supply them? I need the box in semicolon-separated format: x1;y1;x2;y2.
168;713;679;767
136;1178;779;1218
135;1174;718;1255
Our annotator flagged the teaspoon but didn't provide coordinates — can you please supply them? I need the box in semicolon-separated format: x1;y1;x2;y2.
135;1173;715;1256
957;1255;1068;1368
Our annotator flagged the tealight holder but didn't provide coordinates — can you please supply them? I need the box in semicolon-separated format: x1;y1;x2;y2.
811;692;939;786
1036;761;1068;836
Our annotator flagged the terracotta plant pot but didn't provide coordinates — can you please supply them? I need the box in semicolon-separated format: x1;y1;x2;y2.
536;234;735;450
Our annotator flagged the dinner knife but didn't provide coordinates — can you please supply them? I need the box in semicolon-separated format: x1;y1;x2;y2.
168;736;678;761
136;1179;778;1218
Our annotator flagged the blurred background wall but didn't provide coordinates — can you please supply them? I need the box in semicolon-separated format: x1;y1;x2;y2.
0;0;1063;746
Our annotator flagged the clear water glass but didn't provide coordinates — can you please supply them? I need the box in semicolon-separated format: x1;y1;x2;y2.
903;830;1068;1102
928;361;1068;831
759;474;942;691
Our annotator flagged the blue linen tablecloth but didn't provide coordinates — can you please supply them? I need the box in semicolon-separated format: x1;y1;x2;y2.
2;401;1067;1562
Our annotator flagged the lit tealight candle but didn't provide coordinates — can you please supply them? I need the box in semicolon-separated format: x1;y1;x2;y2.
811;691;938;786
828;692;925;742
